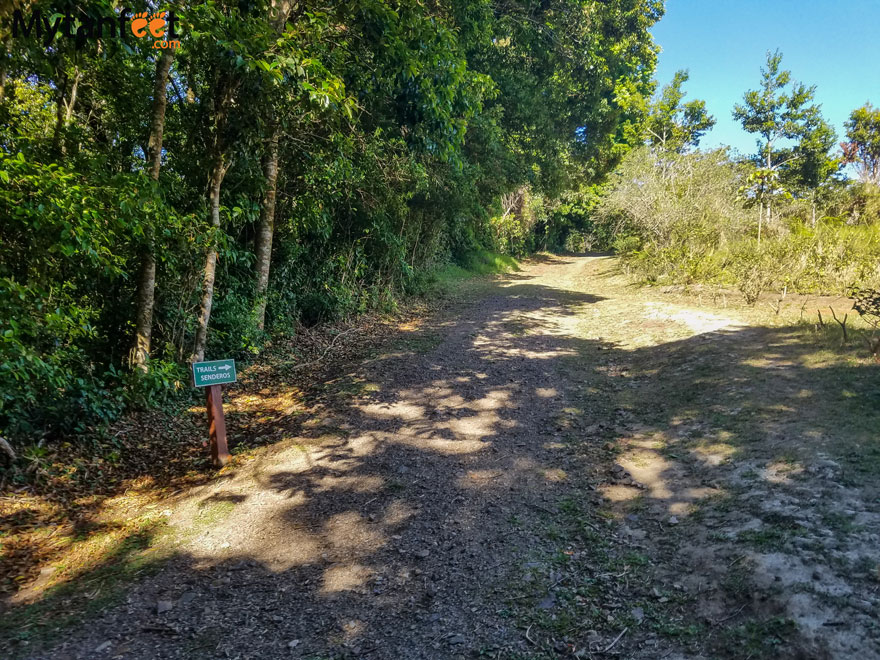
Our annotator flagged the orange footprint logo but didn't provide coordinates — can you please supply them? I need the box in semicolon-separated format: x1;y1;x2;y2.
131;11;166;38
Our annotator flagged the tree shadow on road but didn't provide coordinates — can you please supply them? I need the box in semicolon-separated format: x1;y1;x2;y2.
5;260;879;659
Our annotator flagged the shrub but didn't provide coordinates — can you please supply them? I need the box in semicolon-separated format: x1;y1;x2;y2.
592;148;880;297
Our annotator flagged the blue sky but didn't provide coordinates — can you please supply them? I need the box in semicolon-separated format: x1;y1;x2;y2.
651;0;880;158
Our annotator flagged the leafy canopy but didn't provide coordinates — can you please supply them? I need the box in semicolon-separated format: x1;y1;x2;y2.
843;103;880;185
645;69;715;153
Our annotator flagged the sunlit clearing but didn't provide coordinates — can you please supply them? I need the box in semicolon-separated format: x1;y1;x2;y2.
359;401;426;421
322;564;372;594
380;500;417;527
458;469;502;488
691;442;737;467
642;301;742;335
760;461;805;484
600;484;642;502
543;468;567;482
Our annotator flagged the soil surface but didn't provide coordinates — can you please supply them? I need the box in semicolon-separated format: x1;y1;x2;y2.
12;255;880;659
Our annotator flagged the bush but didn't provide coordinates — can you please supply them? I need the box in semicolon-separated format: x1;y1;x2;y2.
548;185;614;252
592;148;880;298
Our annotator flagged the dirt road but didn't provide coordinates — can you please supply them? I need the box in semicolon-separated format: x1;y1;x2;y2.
19;255;880;659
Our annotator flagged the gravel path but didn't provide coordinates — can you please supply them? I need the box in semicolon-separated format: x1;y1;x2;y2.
24;255;880;659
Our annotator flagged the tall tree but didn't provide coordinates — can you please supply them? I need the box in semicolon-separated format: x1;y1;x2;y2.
252;1;294;331
51;61;80;157
0;35;8;104
733;50;824;234
192;70;237;363
253;124;279;330
645;69;715;153
787;115;839;225
132;49;174;370
842;103;880;185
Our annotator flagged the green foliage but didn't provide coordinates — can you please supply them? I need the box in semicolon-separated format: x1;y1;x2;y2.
732;47;838;213
0;0;663;446
852;287;880;329
118;361;189;411
545;185;614;252
843;103;880;185
584;60;879;303
597;147;749;252
788;115;839;194
0;278;124;437
591;148;880;299
733;50;823;168
645;70;716;152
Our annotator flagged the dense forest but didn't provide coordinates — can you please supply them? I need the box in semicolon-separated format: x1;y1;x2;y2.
1;0;662;448
1;1;879;452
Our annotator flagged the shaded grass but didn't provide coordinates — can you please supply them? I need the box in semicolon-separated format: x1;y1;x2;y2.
1;518;171;658
433;249;519;288
723;617;797;659
3;490;242;655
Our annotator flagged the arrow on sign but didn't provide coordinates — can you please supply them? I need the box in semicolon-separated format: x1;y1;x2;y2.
218;365;232;371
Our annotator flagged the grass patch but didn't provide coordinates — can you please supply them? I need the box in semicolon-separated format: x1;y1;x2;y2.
459;249;519;275
196;498;239;525
723;617;797;659
736;527;790;551
432;249;519;289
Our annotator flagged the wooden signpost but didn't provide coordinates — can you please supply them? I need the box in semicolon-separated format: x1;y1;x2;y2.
192;359;236;467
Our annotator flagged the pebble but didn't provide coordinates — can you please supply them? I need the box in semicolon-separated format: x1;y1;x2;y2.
156;600;173;614
94;641;112;653
537;594;556;609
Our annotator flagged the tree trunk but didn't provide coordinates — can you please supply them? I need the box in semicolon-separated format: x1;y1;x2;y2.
52;66;81;156
251;1;292;331
146;52;173;180
253;124;279;330
757;202;763;245
193;158;228;362
64;68;80;124
0;40;8;104
53;74;67;156
0;34;9;105
132;50;175;370
191;68;237;363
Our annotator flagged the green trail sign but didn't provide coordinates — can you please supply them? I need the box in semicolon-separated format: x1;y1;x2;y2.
192;359;237;387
